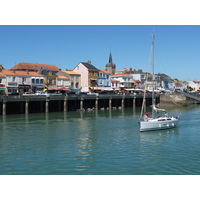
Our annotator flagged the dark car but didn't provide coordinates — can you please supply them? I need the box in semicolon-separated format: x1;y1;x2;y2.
99;90;117;94
65;92;76;95
8;92;20;96
77;92;88;95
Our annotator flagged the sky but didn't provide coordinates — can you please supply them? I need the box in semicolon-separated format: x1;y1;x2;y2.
0;25;200;81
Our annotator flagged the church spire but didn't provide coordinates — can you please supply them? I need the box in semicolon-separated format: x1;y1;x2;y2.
105;51;116;75
109;52;113;64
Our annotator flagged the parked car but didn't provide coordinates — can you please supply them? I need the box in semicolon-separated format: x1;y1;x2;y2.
7;92;20;96
35;91;47;95
99;90;117;94
50;93;62;95
77;92;88;95
23;92;34;96
65;92;76;95
87;92;99;96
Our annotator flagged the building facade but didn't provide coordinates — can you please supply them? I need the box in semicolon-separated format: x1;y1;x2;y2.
10;62;59;90
111;74;135;90
73;61;99;92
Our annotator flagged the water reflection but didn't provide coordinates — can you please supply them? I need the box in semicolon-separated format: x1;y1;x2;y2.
139;128;179;143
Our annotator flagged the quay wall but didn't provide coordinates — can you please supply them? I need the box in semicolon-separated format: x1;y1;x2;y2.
0;94;160;115
160;94;192;106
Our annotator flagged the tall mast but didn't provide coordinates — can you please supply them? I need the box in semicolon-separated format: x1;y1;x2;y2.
152;33;155;118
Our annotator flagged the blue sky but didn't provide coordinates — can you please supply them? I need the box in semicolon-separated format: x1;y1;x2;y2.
0;25;200;81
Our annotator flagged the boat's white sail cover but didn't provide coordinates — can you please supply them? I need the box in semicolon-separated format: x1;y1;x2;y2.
153;105;166;113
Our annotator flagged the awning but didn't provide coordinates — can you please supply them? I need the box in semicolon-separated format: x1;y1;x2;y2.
0;87;5;90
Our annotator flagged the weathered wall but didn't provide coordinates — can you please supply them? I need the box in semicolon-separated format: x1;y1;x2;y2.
160;94;188;106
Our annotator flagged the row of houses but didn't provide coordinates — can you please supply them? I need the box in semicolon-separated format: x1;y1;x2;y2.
0;54;199;95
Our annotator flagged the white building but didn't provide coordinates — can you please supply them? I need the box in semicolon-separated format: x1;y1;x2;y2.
0;69;44;93
111;74;135;89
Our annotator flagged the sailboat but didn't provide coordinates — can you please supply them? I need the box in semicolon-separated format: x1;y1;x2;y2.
139;33;180;132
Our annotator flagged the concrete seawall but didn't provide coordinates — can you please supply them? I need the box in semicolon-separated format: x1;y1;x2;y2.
159;94;191;107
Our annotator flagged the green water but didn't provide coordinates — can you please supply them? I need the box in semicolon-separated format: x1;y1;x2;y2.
0;105;199;175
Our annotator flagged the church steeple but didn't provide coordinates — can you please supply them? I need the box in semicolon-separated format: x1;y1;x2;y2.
105;51;116;75
109;52;113;63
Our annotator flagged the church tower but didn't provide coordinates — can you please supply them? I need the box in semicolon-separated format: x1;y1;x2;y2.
105;52;116;75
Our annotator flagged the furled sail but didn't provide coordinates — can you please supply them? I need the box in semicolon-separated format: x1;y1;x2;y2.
153;105;166;113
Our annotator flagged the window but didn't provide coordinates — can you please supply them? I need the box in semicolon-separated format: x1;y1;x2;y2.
40;79;44;84
70;76;74;82
22;77;26;83
141;75;145;79
36;79;39;84
49;79;52;85
32;79;35;84
12;77;16;82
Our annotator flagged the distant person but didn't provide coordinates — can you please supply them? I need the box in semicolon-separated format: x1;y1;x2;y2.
144;113;149;121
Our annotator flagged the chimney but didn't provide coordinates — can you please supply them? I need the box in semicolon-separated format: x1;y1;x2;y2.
87;60;91;64
130;67;133;73
26;70;29;74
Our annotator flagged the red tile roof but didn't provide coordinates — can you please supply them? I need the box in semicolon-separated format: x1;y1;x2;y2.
63;70;80;75
57;76;69;79
0;73;5;77
99;69;110;74
111;79;119;82
1;69;42;76
112;73;132;77
174;80;184;84
10;62;59;71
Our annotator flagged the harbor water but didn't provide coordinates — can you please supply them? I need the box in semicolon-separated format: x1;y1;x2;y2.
0;105;200;175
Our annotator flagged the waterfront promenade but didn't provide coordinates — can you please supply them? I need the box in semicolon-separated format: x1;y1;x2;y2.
0;93;159;115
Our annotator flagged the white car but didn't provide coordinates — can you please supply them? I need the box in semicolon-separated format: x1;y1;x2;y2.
23;92;34;96
87;92;99;96
35;91;48;95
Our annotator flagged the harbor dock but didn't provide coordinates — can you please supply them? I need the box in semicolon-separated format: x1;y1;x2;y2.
0;94;159;115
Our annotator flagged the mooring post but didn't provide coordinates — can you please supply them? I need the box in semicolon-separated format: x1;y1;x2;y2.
25;100;29;114
109;97;112;109
133;93;136;109
45;94;50;113
80;97;83;111
95;97;98;110
64;96;68;112
2;100;6;116
121;94;125;108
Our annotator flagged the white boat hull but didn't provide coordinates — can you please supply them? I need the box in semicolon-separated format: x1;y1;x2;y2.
139;117;179;132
